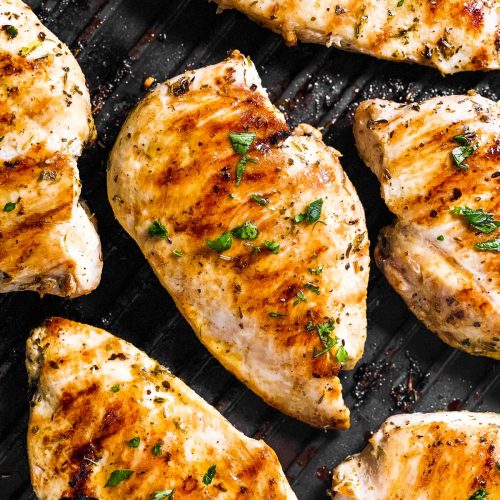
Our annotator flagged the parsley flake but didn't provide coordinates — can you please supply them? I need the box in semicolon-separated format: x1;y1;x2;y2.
172;249;183;257
127;437;140;448
305;282;321;295
105;469;134;487
4;25;18;39
250;193;270;206
264;240;280;253
3;202;16;212
203;465;216;485
469;489;489;500
451;134;479;170
152;443;163;456
229;132;256;155
397;0;404;5
236;156;257;186
437;235;445;241
269;312;286;318
110;384;120;393
452;207;500;234
474;239;500;252
148;221;168;238
153;489;175;500
206;231;232;253
231;221;259;240
294;199;323;224
311;318;342;358
336;344;349;363
309;265;323;275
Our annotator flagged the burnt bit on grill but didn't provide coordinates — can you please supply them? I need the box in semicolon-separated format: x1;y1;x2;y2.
390;350;429;412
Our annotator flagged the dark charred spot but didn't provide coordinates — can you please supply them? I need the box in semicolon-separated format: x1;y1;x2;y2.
168;76;191;97
181;476;198;493
108;352;127;360
451;188;462;201
61;383;98;411
464;1;484;29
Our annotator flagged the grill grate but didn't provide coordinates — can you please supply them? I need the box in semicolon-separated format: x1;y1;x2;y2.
1;1;499;498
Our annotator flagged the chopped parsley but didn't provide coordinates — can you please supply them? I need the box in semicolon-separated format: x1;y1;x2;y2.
474;239;500;252
312;318;337;358
236;156;257;186
306;321;315;331
105;469;134;487
229;132;255;155
452;207;500;234
269;312;286;318
469;489;489;500
304;282;321;295
250;193;270;206
397;0;404;5
127;437;140;448
148;220;168;238
3;202;16;212
264;240;280;253
172;249;183;257
294;199;323;224
309;265;323;275
451;134;479;171
4;25;18;39
153;489;175;500
202;465;216;485
437;235;445;241
19;40;42;57
152;443;163;456
206;231;232;253
110;384;120;393
293;290;307;306
336;344;349;363
231;221;259;240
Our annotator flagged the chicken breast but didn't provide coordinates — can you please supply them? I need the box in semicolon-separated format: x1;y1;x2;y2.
354;94;500;359
212;0;500;74
332;411;500;499
0;0;102;297
108;51;369;429
26;317;296;499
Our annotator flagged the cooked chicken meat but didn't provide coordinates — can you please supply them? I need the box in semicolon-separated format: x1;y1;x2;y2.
332;411;500;499
108;51;369;429
354;94;500;359
27;317;296;499
0;0;102;297
212;0;500;74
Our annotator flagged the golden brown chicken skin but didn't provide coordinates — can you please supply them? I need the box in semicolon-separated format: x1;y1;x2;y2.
26;317;296;500
213;0;500;74
355;94;500;359
0;0;102;297
332;412;500;499
108;51;369;429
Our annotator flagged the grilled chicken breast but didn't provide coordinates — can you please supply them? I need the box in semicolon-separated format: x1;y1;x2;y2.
0;0;102;297
108;51;369;429
27;317;296;499
354;94;500;359
332;411;500;499
212;0;500;74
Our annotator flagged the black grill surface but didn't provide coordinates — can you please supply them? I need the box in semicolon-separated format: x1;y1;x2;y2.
1;1;499;498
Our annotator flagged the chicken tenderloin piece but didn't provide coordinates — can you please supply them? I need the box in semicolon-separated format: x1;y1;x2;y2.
27;318;296;499
354;95;500;359
0;0;102;297
332;411;500;499
108;51;369;429
212;0;500;74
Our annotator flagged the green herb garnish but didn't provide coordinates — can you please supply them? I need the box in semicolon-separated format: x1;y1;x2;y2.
305;282;321;295
3;202;16;212
313;318;337;358
148;220;168;238
152;444;163;456
336;344;349;363
231;221;259;240
229;132;255;155
4;25;18;39
19;40;42;57
452;207;500;234
264;240;280;253
437;235;444;241
153;489;175;500
127;437;140;448
294;198;323;224
105;469;134;487
236;156;257;186
206;231;232;253
469;489;489;500
269;312;286;318
203;465;216;485
293;290;307;306
110;384;120;393
172;249;183;257
250;193;270;206
397;0;404;6
306;321;315;331
474;239;500;252
309;265;323;275
451;135;479;170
